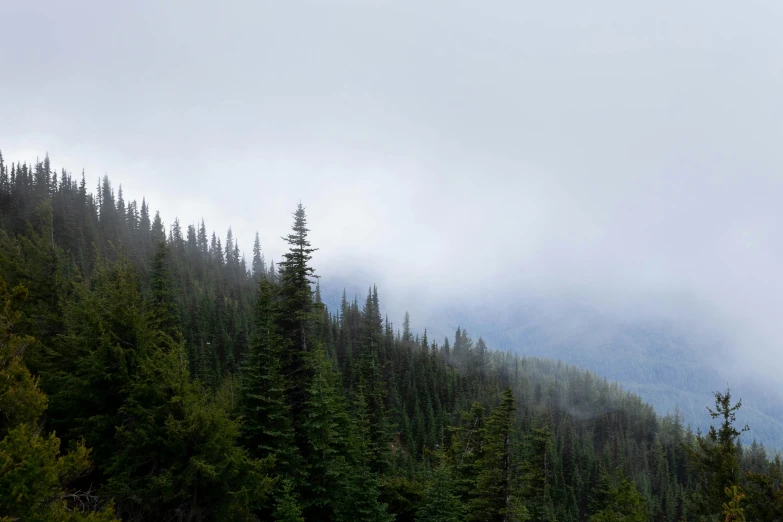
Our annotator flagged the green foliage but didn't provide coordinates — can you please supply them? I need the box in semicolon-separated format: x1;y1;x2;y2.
341;388;395;522
277;202;319;421
685;388;748;521
0;425;117;522
0;276;117;521
274;479;305;522
721;485;745;522
106;346;274;520
0;283;46;435
468;387;528;522
589;470;647;522
521;425;556;521
42;257;161;472
149;241;181;340
416;457;464;522
239;276;299;475
300;344;352;519
2;159;782;522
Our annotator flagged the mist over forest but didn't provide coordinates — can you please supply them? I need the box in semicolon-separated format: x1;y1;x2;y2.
0;158;781;521
3;0;783;520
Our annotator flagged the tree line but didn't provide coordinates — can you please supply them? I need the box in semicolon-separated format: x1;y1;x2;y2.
1;152;782;521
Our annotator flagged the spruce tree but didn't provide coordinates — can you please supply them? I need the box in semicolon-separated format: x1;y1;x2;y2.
468;387;528;522
589;470;647;522
522;425;557;521
686;388;748;521
300;344;351;521
417;457;465;522
339;389;394;522
451;401;485;502
252;232;266;278
238;276;299;477
149;241;181;340
0;277;117;521
274;479;305;522
277;203;319;420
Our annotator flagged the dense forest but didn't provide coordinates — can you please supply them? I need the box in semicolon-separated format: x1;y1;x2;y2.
1;152;782;521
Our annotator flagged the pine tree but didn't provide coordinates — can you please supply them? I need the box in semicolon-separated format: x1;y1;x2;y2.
274;479;305;522
589;470;647;522
238;276;299;476
225;227;235;267
450;401;485;502
198;219;208;256
252;232;266;277
149;241;181;340
41;257;153;472
300;344;351;521
358;287;390;470
417;457;465;522
686;388;748;521
339;389;394;522
522;425;557;521
107;366;274;521
0;277;118;521
403;311;412;343
277;203;319;421
468;387;528;522
1;159;771;522
721;485;746;522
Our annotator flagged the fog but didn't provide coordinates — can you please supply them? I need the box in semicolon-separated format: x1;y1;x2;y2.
2;1;783;386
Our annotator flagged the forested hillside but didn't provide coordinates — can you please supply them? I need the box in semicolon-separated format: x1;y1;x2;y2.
410;300;783;451
1;152;782;521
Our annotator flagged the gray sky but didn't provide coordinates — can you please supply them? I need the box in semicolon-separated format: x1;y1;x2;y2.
2;1;783;383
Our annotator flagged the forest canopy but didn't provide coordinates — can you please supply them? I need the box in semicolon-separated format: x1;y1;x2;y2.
0;152;781;521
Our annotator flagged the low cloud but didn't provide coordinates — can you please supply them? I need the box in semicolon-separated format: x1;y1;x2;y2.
2;0;782;385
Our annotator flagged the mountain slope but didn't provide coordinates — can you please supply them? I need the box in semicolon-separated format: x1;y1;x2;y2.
319;277;783;449
427;300;783;450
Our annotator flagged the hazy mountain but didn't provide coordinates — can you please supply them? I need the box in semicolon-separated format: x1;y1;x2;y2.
320;276;783;449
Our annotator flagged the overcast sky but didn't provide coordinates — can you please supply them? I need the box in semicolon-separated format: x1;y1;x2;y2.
2;1;782;382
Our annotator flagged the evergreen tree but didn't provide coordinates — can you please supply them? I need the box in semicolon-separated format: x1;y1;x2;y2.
522;424;557;521
149;241;181;340
252;232;266;277
0;277;117;521
686;388;748;521
589;470;647;522
339;389;394;522
106;348;273;520
277;203;319;420
42;257;154;472
1;157;778;522
468;387;528;522
274;479;305;522
721;485;745;522
450;401;485;503
238;276;299;477
417;457;465;522
300;345;351;521
151;210;165;244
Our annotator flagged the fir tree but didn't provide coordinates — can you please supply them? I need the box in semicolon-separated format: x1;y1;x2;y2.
417;457;465;522
300;344;351;521
589;470;647;522
149;241;181;340
0;277;117;521
274;479;305;522
238;276;299;477
277;203;319;422
252;231;266;277
686;388;748;521
468;387;528;522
